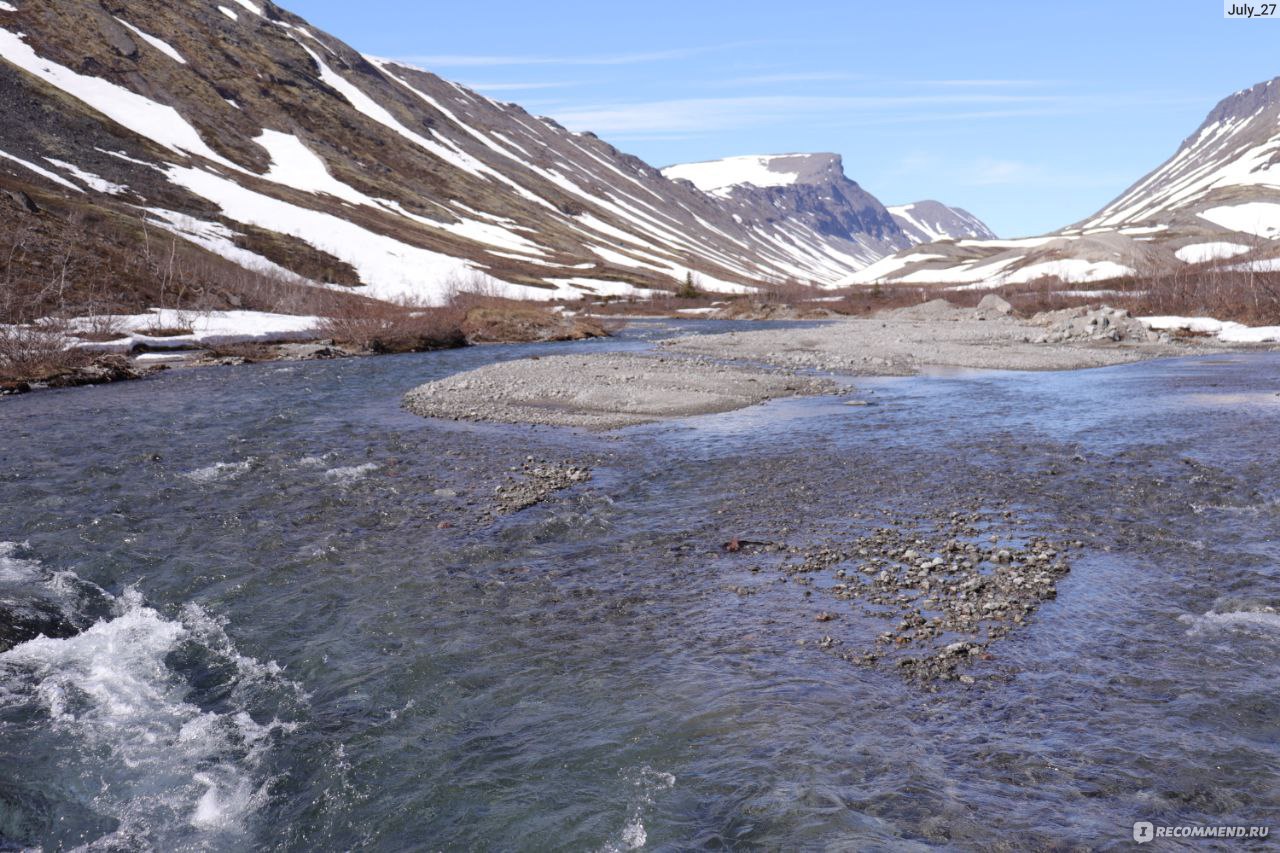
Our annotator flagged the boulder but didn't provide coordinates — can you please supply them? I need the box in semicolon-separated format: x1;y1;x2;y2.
975;293;1013;315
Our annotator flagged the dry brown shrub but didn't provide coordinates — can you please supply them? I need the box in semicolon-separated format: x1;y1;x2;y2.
316;294;466;353
0;319;92;382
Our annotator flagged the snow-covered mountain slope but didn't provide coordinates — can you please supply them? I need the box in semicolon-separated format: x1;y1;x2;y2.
0;0;948;304
663;153;849;196
887;201;996;245
844;76;1280;288
1081;77;1280;234
661;154;996;280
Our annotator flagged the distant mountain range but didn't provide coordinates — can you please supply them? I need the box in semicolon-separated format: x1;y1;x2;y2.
661;154;993;274
0;0;990;305
845;77;1280;287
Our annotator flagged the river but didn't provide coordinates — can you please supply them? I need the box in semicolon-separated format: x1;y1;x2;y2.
1;321;1277;850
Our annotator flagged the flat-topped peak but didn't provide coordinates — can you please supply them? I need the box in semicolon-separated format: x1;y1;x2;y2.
662;153;844;194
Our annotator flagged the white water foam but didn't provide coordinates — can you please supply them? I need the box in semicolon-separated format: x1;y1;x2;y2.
323;462;380;485
0;548;302;847
600;766;675;851
1180;600;1280;636
0;539;35;581
184;458;255;483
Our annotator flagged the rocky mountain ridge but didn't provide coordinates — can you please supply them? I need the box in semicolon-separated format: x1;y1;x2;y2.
843;76;1280;288
0;0;988;306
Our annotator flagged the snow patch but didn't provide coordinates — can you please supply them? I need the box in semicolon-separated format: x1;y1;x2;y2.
663;155;802;194
254;129;375;206
1141;315;1280;343
218;6;238;21
43;158;129;194
1001;259;1134;285
838;253;947;286
143;209;297;279
1174;242;1252;264
1198;202;1280;239
70;308;321;353
0;148;82;191
115;17;187;64
0;28;238;168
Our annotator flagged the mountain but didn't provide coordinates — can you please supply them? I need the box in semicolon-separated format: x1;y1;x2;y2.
843;76;1280;287
886;201;996;245
0;0;977;309
662;154;997;275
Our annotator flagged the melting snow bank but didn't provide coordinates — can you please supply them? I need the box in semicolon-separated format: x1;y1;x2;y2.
71;309;322;352
1140;316;1280;343
0;543;304;849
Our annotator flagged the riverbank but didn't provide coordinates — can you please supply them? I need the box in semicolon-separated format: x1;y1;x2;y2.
0;303;610;396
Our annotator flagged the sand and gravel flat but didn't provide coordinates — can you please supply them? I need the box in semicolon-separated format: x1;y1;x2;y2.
405;301;1260;429
403;352;837;429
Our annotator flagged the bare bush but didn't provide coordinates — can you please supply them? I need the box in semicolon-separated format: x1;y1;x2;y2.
74;311;129;343
440;269;512;310
0;319;90;382
756;276;821;305
1128;258;1280;325
316;294;466;352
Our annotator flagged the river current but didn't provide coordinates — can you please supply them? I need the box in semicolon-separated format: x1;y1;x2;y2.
1;321;1277;850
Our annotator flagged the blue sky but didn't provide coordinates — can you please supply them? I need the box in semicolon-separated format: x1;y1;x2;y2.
286;0;1278;237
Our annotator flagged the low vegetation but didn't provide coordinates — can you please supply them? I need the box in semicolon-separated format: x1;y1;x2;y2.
314;295;467;354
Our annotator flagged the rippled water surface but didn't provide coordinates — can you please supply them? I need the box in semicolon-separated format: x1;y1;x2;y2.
1;322;1278;850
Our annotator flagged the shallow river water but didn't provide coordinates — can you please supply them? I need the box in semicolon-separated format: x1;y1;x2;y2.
0;320;1277;851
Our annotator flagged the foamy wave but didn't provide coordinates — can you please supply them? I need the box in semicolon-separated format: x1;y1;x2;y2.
0;553;302;848
184;458;255;483
324;462;380;484
600;766;675;852
1181;601;1280;636
0;540;36;581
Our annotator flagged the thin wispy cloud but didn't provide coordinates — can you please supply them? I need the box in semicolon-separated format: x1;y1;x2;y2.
712;71;863;86
916;79;1060;87
465;81;583;92
400;42;758;68
551;92;1208;136
552;93;1078;135
964;158;1041;185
